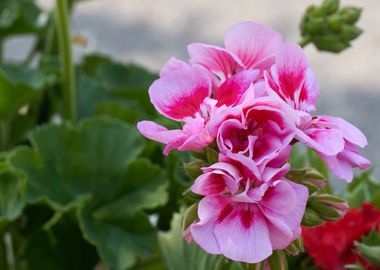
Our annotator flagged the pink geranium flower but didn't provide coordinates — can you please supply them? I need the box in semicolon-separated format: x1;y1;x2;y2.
137;56;260;155
217;96;297;167
265;43;370;182
190;153;308;263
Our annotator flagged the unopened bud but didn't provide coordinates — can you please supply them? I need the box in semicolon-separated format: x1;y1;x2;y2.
181;203;198;241
316;194;348;217
312;35;349;53
184;160;204;179
340;7;362;24
321;0;340;15
302;207;324;227
340;25;362;41
308;196;346;222
327;14;344;32
206;147;219;164
284;238;304;256
268;250;288;270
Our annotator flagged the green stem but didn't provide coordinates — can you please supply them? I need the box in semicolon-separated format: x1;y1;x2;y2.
55;0;76;122
299;35;311;48
0;229;7;270
0;38;3;63
0;120;10;151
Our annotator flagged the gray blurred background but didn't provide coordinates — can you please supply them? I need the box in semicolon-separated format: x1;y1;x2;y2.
4;0;380;177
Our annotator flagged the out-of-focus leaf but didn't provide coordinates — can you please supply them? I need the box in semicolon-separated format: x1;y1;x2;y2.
9;117;144;209
346;171;380;208
78;54;158;118
0;153;26;222
0;0;43;37
78;159;167;270
24;216;99;270
0;64;57;90
159;211;243;270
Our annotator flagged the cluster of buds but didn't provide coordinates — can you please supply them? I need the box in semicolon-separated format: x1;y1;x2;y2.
300;0;362;52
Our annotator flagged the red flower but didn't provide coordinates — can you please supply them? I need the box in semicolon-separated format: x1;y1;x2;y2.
302;203;380;270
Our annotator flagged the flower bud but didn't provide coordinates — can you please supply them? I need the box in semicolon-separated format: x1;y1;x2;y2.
268;250;288;270
321;0;340;15
284;238;304;256
327;14;344;32
308;195;348;222
302;207;324;227
340;25;362;41
181;203;198;242
339;7;362;24
184;160;205;179
315;194;349;217
206;147;219;164
312;35;349;53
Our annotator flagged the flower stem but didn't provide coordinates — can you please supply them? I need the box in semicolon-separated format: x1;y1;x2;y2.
299;36;311;48
55;0;76;122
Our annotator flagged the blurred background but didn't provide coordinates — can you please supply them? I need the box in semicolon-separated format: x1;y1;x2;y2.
4;0;379;176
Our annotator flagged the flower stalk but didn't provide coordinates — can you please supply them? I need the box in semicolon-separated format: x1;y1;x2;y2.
55;0;76;122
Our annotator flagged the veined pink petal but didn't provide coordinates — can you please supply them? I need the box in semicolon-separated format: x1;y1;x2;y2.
137;121;183;144
260;180;308;249
190;195;229;254
215;70;259;107
261;180;297;215
213;204;272;263
295;126;345;156
319;142;371;182
188;43;245;82
225;21;283;71
266;43;319;112
149;66;211;121
315;116;368;148
160;57;190;77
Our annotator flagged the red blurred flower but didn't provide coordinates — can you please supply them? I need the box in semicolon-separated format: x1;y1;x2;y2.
302;203;380;270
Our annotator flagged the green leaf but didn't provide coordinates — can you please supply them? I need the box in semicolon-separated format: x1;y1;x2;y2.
0;155;26;222
78;54;158;118
0;0;43;37
159;211;243;270
346;171;380;208
10;117;144;209
0;64;57;90
24;216;99;270
78;159;167;270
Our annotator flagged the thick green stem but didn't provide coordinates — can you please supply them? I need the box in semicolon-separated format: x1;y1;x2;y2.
299;36;311;48
0;120;10;151
55;0;76;122
0;38;3;63
0;230;7;270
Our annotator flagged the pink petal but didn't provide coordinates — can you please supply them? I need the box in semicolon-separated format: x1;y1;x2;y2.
137;121;183;144
187;43;244;81
266;43;319;112
316;116;368;148
215;70;259;107
261;180;297;215
190;195;230;254
260;181;308;249
192;171;236;196
224;21;283;71
160;57;190;77
213;205;272;263
296;126;345;156
320;142;371;183
149;66;211;120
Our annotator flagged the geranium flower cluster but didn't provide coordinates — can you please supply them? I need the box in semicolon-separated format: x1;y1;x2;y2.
137;21;371;264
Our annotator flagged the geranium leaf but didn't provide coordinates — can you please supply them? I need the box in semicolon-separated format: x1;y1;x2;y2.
78;159;167;270
10;117;144;209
